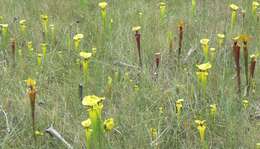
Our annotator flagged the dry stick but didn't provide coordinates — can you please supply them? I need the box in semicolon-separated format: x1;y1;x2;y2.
184;48;196;63
150;126;169;146
135;31;142;68
0;105;11;133
233;41;241;96
91;59;140;74
45;125;73;149
91;59;139;72
113;61;139;69
0;60;7;71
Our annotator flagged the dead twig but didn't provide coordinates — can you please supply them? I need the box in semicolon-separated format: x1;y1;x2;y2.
150;126;169;146
45;125;73;149
184;48;196;63
113;61;139;69
0;105;11;133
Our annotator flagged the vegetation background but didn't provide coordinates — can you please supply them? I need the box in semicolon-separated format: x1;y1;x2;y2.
0;0;259;148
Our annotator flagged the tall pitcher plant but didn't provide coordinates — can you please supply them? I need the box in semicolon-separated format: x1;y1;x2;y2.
82;95;115;148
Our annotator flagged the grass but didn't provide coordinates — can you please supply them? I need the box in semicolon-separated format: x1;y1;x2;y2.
0;0;260;148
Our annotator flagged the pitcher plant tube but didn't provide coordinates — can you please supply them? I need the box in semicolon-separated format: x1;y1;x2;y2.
229;4;239;30
132;26;142;68
200;39;210;61
232;36;241;95
195;120;206;143
252;1;260;16
25;78;37;140
178;21;184;60
99;2;108;30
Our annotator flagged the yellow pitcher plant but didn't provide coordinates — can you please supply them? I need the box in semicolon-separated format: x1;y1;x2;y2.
73;33;84;50
99;1;108;29
49;24;55;44
27;41;33;52
159;106;164;115
81;119;92;149
200;39;210;61
229;4;239;30
41;43;47;59
196;62;212;92
104;118;114;131
196;71;208;91
1;24;9;40
210;104;217;120
150;128;157;141
27;41;33;57
82;95;105;124
192;0;196;15
25;78;37;140
195;120;206;142
176;99;184;126
210;48;216;63
217;33;225;47
82;95;106;148
256;143;260;149
37;54;43;66
242;99;249;109
175;99;184;115
150;128;158;147
252;1;260;16
106;76;113;98
79;51;92;75
19;19;26;34
92;47;97;57
196;62;212;71
40;15;48;33
167;31;173;51
159;2;166;20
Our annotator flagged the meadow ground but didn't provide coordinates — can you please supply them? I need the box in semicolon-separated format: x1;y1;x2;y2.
0;0;260;148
